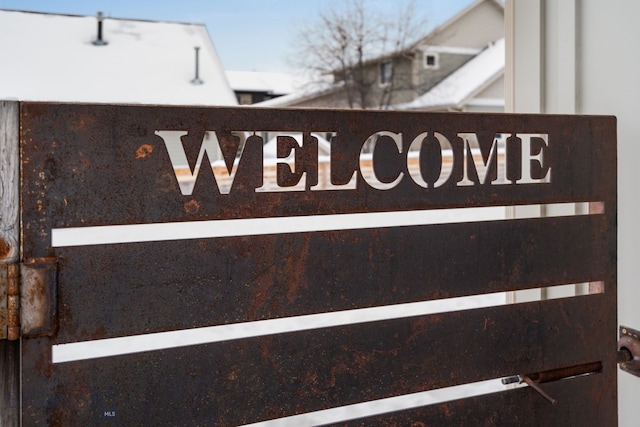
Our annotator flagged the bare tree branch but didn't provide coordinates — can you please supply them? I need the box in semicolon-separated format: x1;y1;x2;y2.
290;0;426;109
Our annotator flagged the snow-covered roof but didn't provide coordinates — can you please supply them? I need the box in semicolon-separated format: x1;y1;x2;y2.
395;38;504;111
225;71;310;96
252;78;340;108
0;9;237;105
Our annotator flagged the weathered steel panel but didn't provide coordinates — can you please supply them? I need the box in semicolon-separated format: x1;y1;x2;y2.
22;296;612;426
50;214;612;342
17;103;617;426
20;104;615;255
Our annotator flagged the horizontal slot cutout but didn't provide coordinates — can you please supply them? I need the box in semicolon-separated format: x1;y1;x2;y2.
241;378;511;427
51;202;601;247
52;282;604;363
240;362;603;427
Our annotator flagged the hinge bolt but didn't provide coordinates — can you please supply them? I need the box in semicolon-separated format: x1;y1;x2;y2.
7;263;20;340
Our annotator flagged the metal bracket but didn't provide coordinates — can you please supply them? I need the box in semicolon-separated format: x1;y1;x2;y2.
618;325;640;377
0;259;58;340
20;258;58;338
502;361;602;405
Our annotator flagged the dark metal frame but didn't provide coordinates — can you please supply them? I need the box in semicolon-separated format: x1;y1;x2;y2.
17;104;617;425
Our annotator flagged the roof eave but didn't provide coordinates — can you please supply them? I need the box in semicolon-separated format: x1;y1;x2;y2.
411;0;505;49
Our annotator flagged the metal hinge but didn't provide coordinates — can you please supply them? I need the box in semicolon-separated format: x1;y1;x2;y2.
618;325;640;377
0;258;58;340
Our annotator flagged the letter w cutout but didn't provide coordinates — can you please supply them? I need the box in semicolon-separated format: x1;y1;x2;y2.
155;130;245;195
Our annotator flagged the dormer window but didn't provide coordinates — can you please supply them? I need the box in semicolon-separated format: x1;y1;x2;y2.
424;52;439;69
379;61;393;86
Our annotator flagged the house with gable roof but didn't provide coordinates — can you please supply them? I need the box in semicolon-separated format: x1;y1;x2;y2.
396;37;504;112
256;0;504;112
0;9;237;106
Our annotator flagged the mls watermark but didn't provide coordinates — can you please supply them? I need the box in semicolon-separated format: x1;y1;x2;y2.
9;389;118;417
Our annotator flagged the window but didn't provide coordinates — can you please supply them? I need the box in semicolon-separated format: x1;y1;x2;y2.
424;53;439;69
379;61;393;85
237;93;253;105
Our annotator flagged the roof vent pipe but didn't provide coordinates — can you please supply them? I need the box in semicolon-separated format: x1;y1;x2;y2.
191;47;204;85
92;11;108;46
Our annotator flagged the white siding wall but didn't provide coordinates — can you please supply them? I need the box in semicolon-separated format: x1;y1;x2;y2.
426;0;504;49
506;1;640;424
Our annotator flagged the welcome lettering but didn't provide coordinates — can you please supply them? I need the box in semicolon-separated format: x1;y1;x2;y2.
154;130;551;195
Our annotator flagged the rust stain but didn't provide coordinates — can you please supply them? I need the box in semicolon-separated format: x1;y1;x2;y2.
49;375;93;426
68;113;97;131
286;235;310;302
483;317;495;331
183;199;201;214
0;238;10;259
26;275;44;305
407;315;439;344
89;326;108;341
135;144;154;159
69;118;85;131
156;172;177;194
34;346;55;379
79;156;92;171
259;336;274;360
246;262;279;319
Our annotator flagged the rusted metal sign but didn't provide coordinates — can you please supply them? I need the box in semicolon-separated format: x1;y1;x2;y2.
17;104;616;425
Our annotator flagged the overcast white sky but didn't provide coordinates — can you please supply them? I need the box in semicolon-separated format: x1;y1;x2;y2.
0;0;476;72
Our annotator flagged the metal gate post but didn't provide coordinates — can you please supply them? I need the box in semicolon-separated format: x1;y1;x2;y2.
0;100;20;427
